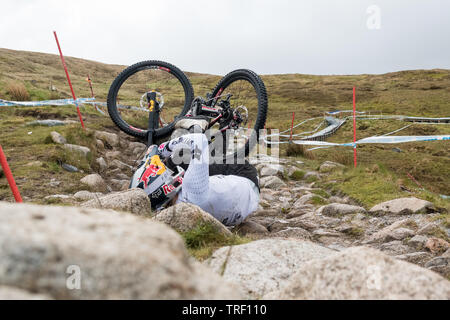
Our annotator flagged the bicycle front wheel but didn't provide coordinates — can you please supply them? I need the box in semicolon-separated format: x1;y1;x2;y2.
107;60;194;139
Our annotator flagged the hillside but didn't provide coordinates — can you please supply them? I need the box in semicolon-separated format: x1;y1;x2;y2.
0;48;449;207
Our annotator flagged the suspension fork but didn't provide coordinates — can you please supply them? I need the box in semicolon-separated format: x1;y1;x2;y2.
147;90;160;146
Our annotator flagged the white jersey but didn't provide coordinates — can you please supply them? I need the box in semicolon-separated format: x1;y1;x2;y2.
175;134;260;226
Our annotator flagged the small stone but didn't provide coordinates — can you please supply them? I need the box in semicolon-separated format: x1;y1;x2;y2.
96;157;107;173
259;176;286;189
273;227;312;240
319;161;345;173
105;151;122;162
425;237;450;254
408;235;428;249
379;240;411;255
313;229;340;237
395;252;432;264
50;131;66;144
44;194;71;200
235;220;269;235
260;164;285;177
110;159;133;171
320;203;366;216
387;228;415;241
96;139;105;150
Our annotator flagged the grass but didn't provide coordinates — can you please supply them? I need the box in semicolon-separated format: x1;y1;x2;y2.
6;81;30;101
181;222;251;261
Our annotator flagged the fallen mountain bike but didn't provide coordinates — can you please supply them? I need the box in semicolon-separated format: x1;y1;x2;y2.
106;60;268;159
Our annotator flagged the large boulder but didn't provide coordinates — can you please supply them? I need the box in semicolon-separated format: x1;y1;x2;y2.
264;246;450;300
81;188;150;216
80;174;108;192
154;202;231;235
0;201;240;299
205;239;334;299
369;197;434;215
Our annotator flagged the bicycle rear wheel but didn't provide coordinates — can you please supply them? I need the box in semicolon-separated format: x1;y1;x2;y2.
209;69;268;160
107;60;194;139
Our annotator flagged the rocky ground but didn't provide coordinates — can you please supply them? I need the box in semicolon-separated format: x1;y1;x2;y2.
1;128;449;300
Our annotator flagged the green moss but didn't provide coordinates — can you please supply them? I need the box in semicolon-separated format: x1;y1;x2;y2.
290;170;305;181
311;195;326;205
311;189;330;198
181;222;251;261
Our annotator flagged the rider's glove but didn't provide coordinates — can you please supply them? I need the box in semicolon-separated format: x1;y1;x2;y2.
157;136;193;159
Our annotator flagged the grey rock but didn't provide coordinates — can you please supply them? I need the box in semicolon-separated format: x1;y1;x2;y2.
408;235;428;249
395;252;432;264
273;227;312;240
260;176;287;189
50;131;66;144
364;219;416;243
73;191;103;201
81;188;151;216
387;228;415;241
96;139;105;150
105;151;122;162
27;119;66;126
235;220;269;235
110;159;133;171
206;239;333;299
94;131;119;147
0;286;52;300
260;164;285;177
95;157;107;173
379;240;412;255
293;194;318;207
80;174;107;192
319;161;345;173
369;197;434;215
63;144;91;158
154;202;231;235
319;203;366;216
265;246;450;300
0;201;240;299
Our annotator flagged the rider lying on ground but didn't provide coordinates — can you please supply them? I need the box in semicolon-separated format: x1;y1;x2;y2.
130;125;260;226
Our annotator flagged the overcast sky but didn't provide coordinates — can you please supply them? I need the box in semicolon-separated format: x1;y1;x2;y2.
0;0;449;75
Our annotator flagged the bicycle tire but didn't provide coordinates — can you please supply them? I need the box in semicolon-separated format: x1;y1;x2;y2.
209;69;268;159
107;60;194;139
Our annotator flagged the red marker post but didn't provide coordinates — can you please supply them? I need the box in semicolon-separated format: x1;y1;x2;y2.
0;145;23;202
289;112;295;142
53;31;85;129
352;87;357;167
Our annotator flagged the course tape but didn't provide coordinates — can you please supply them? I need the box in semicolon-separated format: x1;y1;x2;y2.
265;135;450;147
0;97;95;107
